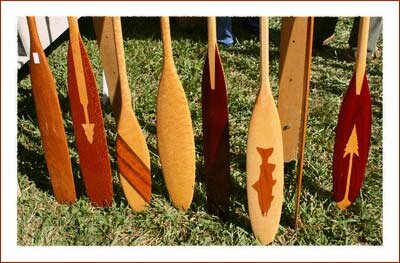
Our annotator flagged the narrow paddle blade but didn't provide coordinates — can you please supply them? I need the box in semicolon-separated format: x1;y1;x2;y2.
67;35;113;207
333;72;371;209
246;17;284;245
112;17;152;211
27;16;76;204
201;47;230;217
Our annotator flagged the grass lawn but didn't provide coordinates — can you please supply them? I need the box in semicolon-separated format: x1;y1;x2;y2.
17;17;382;245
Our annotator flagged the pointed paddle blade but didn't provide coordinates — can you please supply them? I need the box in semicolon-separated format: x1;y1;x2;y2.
201;47;230;217
67;35;113;207
27;16;76;204
333;72;371;208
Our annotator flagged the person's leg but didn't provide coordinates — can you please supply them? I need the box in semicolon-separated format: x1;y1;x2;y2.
313;17;338;48
348;17;382;58
217;17;235;46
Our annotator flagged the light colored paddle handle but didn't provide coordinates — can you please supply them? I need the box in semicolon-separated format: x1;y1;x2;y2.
112;16;132;108
355;17;370;95
207;17;216;90
68;17;89;108
160;17;174;64
260;17;269;92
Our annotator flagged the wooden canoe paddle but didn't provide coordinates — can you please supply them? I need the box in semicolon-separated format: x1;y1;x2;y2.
246;17;284;245
201;17;230;217
278;17;314;228
67;17;113;207
26;16;76;204
333;17;372;210
157;17;196;211
92;17;121;121
112;17;152;212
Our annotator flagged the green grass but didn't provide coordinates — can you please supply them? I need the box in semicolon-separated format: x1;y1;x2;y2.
17;17;382;245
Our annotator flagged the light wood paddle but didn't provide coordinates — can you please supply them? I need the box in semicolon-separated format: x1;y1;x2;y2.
277;17;314;228
113;17;152;211
333;17;372;210
157;17;196;211
92;17;121;121
293;17;314;229
67;17;113;207
246;17;284;245
26;16;76;204
201;17;230;217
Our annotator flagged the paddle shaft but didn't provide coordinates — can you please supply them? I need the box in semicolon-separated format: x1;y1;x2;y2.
207;17;216;90
112;17;133;111
160;17;175;65
355;17;370;95
294;17;314;229
260;17;269;91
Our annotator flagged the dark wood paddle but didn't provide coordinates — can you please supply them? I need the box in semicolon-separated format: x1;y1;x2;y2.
26;16;76;204
333;17;372;210
201;17;230;217
67;17;113;207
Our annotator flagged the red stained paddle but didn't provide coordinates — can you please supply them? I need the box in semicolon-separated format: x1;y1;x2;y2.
67;17;113;207
333;17;372;210
201;17;230;217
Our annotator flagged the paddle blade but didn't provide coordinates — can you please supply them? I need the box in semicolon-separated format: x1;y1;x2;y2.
201;48;230;217
67;37;113;207
116;135;151;204
333;72;371;208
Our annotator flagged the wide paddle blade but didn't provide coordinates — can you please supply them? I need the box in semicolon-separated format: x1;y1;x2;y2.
67;17;113;207
157;17;196;211
27;16;76;204
202;17;230;217
112;17;152;211
333;72;371;209
246;17;284;245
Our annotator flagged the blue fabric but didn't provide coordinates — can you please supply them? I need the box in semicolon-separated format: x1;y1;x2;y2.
217;17;234;46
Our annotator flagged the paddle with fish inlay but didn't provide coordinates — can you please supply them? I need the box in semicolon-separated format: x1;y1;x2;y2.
27;16;76;204
201;17;230;217
246;17;284;245
112;17;152;212
157;17;196;211
67;17;113;207
333;17;372;210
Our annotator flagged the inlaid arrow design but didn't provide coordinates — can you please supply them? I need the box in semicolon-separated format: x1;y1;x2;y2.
337;125;359;210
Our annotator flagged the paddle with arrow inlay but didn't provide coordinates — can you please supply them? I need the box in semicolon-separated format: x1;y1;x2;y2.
67;17;113;207
112;17;152;212
333;17;372;210
201;16;230;217
246;17;284;245
157;17;196;211
27;16;76;204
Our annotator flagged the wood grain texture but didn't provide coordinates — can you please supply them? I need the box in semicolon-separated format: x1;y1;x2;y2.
113;17;152;212
333;73;371;209
278;17;312;162
333;17;371;210
246;17;284;245
202;42;230;216
157;17;195;211
27;16;76;204
291;17;314;228
67;17;113;207
93;17;121;121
